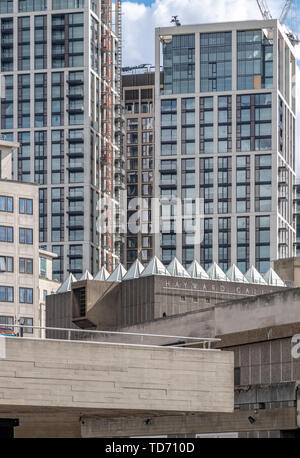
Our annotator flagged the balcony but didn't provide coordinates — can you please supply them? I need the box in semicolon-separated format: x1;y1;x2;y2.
66;105;84;114
67;79;84;86
67;135;84;143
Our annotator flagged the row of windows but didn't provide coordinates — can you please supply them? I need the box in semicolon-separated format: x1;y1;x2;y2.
0;286;33;304
0;256;33;274
0;315;33;334
0;1;85;13
161;94;272;156
0;197;33;214
162;30;273;94
0;226;33;244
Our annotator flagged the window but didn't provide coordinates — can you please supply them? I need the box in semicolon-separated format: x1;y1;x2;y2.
19;198;33;215
0;316;14;330
0;1;13;13
40;257;46;278
0;286;14;302
237;29;273;90
162;34;195;94
19;228;33;244
0;196;13;213
256;215;270;273
0;256;13;272
19;258;33;274
20;288;33;304
0;226;13;243
200;32;232;92
200;97;214;153
53;0;84;8
20;317;33;333
255;154;272;212
19;0;47;11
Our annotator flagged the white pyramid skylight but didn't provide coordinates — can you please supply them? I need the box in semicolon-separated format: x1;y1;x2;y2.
245;266;267;285
140;256;171;278
187;260;209;279
123;259;145;281
57;273;77;293
167;257;190;277
107;263;127;282
94;266;110;281
263;268;285;287
226;264;248;283
206;262;228;281
80;270;93;281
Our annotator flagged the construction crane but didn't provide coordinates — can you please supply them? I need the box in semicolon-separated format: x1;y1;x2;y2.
256;0;273;19
256;0;299;44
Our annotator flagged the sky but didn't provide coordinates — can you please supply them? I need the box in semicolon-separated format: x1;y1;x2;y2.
122;0;300;175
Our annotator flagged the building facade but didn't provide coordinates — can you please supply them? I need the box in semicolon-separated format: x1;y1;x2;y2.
154;19;296;273
0;0;123;282
122;71;155;268
0;138;40;336
38;248;60;337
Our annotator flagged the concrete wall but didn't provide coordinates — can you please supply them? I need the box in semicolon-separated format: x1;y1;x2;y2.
274;257;300;287
0;336;233;437
0;140;19;179
215;287;300;336
100;287;300;346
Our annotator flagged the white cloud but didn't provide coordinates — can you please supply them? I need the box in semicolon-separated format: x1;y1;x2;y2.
122;0;300;175
122;0;280;66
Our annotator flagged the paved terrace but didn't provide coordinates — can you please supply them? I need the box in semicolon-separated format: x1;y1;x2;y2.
0;327;233;438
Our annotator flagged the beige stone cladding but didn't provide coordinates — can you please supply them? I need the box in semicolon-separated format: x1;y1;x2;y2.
0;180;39;336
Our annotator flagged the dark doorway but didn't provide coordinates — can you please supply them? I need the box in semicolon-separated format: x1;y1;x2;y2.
0;419;19;438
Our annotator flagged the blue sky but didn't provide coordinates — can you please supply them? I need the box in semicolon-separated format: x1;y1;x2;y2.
126;0;155;4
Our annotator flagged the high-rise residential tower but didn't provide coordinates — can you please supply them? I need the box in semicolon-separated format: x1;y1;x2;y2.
122;70;155;269
154;19;296;274
0;0;123;281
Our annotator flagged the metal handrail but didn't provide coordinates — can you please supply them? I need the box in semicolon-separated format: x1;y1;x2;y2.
2;324;221;349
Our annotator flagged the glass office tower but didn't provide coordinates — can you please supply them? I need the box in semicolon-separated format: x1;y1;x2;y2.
0;0;123;281
155;20;296;273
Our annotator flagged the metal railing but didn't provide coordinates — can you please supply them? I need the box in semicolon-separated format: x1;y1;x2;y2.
1;324;221;350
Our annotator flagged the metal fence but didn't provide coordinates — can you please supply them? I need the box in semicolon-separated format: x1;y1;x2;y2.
0;324;221;349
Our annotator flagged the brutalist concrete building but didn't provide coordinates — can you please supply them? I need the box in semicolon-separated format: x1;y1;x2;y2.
46;256;286;333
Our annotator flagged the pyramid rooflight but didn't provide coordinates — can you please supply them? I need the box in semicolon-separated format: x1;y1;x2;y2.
263;268;285;287
140;256;171;278
167;257;190;278
56;273;77;293
94;266;110;281
80;270;93;281
123;259;144;281
107;263;127;282
206;262;228;281
245;266;267;285
226;264;248;283
187;260;209;279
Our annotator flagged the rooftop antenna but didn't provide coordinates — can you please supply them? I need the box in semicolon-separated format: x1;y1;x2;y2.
171;16;181;26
